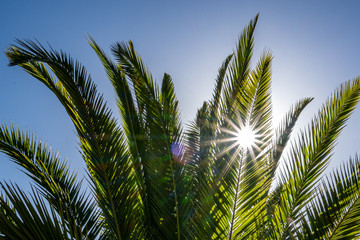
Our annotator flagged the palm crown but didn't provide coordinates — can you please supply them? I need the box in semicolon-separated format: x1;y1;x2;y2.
1;15;360;239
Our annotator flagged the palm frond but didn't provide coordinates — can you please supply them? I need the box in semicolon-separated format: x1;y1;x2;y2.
0;124;100;239
224;13;258;112
186;103;224;239
274;78;360;239
211;54;233;121
226;51;273;240
271;98;313;173
4;15;360;240
0;183;70;240
111;40;158;117
301;156;360;239
260;98;313;239
92;38;187;239
6;41;139;239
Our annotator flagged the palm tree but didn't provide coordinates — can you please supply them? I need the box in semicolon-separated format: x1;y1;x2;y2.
1;14;360;239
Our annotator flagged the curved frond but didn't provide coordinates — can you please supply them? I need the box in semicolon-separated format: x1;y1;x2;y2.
4;14;360;240
261;98;313;239
301;156;360;239
0;183;70;240
275;78;360;239
6;41;139;239
227;50;273;240
271;98;314;172
224;13;258;112
0;124;100;239
211;53;233;120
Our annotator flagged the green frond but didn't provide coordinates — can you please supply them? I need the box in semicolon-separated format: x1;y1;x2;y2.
247;51;273;135
93;38;187;239
111;40;158;116
211;54;233;121
90;37;160;239
218;48;274;240
3;14;360;240
0;124;100;239
0;183;70;240
266;97;314;194
275;78;360;239
224;13;258;112
141;72;184;239
6;40;140;239
185;104;223;239
271;98;313;171
260;98;313;239
88;36;144;188
301;156;360;239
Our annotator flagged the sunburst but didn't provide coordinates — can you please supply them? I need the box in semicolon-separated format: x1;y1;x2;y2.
215;114;263;160
203;115;263;197
235;125;257;149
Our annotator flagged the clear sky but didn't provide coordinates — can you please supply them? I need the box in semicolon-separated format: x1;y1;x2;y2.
1;1;360;192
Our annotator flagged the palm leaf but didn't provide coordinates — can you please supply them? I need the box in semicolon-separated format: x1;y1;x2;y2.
0;124;100;239
3;15;360;240
260;98;313;239
0;183;70;240
226;51;273;240
6;41;139;239
271;98;313;173
301;156;360;239
224;13;258;112
210;54;233;121
274;78;360;239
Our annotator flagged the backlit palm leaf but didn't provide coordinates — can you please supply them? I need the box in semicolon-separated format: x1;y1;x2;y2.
301;156;360;239
6;42;139;239
273;78;360;239
0;183;70;240
2;15;360;240
0;124;100;239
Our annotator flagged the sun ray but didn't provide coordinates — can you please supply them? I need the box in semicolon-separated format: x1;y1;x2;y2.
214;141;241;160
209;144;243;196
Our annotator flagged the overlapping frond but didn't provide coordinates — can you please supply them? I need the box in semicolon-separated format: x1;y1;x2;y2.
271;98;314;174
301;156;360;239
2;15;360;240
225;51;273;240
0;124;100;239
91;38;186;239
5;42;139;239
224;14;258;113
0;183;70;240
185;17;275;239
211;54;233;121
273;78;360;239
257;98;313;239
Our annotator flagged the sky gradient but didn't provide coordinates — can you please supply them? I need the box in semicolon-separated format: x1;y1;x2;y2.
1;1;360;191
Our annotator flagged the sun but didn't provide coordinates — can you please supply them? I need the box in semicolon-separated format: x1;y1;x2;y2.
235;126;256;149
216;116;262;160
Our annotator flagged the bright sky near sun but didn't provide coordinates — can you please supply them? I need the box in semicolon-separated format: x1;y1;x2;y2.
1;1;360;192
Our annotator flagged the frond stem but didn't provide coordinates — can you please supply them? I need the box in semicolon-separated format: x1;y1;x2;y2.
228;152;244;239
328;193;360;239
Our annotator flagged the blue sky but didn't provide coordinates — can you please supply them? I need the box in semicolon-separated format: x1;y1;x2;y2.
1;1;360;191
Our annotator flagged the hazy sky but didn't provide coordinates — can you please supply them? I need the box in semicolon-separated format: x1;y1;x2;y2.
1;1;360;192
